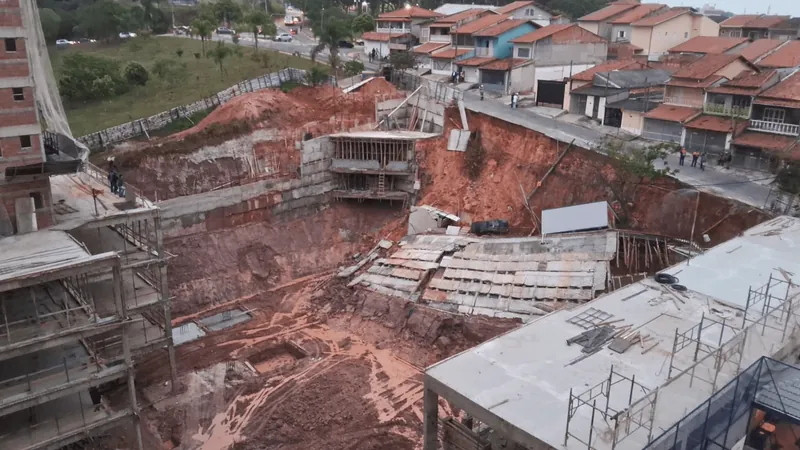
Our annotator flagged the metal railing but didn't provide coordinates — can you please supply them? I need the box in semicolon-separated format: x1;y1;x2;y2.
703;103;751;119
429;34;451;43
663;96;704;108
749;119;800;136
473;47;491;57
376;26;411;34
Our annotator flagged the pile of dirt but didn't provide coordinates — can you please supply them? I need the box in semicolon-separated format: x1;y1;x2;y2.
417;108;768;244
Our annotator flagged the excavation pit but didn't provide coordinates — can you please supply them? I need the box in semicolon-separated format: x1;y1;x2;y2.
248;341;309;375
198;308;253;331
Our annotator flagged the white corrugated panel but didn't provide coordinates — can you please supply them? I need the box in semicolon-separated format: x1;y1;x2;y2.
541;201;609;236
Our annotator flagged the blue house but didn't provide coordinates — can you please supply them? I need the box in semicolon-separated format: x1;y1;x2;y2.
471;19;539;59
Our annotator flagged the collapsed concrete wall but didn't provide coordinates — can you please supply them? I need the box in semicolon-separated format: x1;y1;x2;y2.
377;95;445;134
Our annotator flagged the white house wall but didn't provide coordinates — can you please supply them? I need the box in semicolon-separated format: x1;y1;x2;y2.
510;64;537;93
365;41;390;59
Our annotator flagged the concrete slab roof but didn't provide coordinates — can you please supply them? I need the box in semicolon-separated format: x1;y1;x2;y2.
328;131;440;140
425;216;800;450
542;201;609;235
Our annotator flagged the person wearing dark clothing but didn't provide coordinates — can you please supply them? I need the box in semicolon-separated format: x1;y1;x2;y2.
700;153;706;171
691;151;700;167
116;173;125;197
109;170;118;195
479;84;484;101
679;148;687;166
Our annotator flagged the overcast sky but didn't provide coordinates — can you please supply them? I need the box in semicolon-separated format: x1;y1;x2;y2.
644;0;799;16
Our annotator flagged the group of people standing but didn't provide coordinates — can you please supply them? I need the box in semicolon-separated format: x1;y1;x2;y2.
678;148;707;170
451;69;465;84
107;161;126;197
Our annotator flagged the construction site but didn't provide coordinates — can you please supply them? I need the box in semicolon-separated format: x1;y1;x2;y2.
1;16;794;448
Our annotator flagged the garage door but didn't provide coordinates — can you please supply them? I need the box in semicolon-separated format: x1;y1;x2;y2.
482;70;506;92
685;129;726;156
537;80;566;107
642;119;683;143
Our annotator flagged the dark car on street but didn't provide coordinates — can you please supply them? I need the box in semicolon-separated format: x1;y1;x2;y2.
216;27;235;35
337;40;355;48
470;220;509;236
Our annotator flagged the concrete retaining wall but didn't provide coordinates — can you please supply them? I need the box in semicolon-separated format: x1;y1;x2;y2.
376;95;445;134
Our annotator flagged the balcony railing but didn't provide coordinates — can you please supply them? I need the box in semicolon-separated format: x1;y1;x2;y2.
474;47;491;57
749;119;800;136
703;103;751;119
429;34;451;43
376;26;410;34
663;96;704;108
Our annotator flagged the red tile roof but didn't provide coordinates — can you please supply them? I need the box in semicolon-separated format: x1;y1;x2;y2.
685;115;744;133
734;39;786;62
668;37;748;55
672;54;746;80
430;47;472;59
733;132;800;156
480;58;530;71
361;31;410;42
510;23;605;44
452;14;509;34
473;19;531;37
609;4;667;24
756;71;800;107
742;15;790;28
757;41;800;69
432;8;492;25
706;70;777;95
378;6;441;20
631;7;691;27
578;3;638;22
412;42;449;54
496;1;535;14
719;15;760;28
457;56;496;66
645;104;700;122
667;74;726;89
571;60;647;81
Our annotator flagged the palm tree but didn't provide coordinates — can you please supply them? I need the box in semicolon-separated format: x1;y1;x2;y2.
244;11;272;52
191;19;213;56
310;15;351;65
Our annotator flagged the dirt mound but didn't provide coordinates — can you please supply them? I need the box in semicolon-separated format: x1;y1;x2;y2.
357;77;400;96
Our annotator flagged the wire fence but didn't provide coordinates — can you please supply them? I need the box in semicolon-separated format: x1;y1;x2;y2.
77;68;336;151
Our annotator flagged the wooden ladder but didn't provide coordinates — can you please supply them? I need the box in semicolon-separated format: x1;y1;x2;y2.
377;172;386;197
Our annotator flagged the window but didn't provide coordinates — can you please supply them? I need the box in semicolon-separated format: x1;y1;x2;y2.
684;32;689;38
617;30;627;39
517;47;530;58
4;38;16;52
763;107;786;123
19;135;31;150
12;88;24;101
29;192;43;209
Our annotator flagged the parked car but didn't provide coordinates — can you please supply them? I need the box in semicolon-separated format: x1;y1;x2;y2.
470;220;509;236
175;25;191;35
119;32;137;39
216;27;235;35
337;40;354;48
55;39;73;46
274;32;293;42
78;38;96;43
354;38;364;46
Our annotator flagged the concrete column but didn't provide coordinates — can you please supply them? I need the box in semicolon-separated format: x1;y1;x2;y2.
154;215;179;391
14;197;37;234
122;324;144;450
423;388;439;450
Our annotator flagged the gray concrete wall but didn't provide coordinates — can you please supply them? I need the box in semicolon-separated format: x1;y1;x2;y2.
533;42;608;66
376;95;445;133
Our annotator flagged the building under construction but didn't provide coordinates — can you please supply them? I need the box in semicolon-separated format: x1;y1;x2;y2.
0;168;176;449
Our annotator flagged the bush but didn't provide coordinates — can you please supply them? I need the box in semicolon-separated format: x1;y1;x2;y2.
176;49;184;58
777;164;800;195
194;52;201;59
152;58;186;86
344;60;364;77
124;62;149;86
305;66;329;86
58;53;127;102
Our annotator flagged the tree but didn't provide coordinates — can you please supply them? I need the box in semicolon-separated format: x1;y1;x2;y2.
75;0;126;41
120;5;145;32
244;10;271;51
191;19;214;56
39;8;61;42
389;51;416;71
350;14;374;34
596;139;677;224
207;42;233;80
58;53;127;102
777;164;800;195
152;58;185;86
328;52;341;74
305;66;329;86
213;0;243;25
309;8;351;65
124;62;149;86
344;60;364;76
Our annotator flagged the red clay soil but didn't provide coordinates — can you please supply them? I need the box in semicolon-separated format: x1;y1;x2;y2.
417;108;768;245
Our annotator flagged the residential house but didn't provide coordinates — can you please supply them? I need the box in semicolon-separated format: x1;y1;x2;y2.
563;59;648;112
577;2;641;41
732;39;788;64
767;17;800;40
569;69;671;126
756;41;800;70
667;36;748;56
495;1;553;27
682;70;780;166
630;7;721;56
363;6;441;58
609;3;667;43
731;71;800;171
426;14;510;76
429;47;472;75
607;96;663;135
434;3;494;16
642;53;755;142
476;58;536;94
412;42;450;68
509;23;608;107
472;19;537;59
421;8;496;43
718;15;793;39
